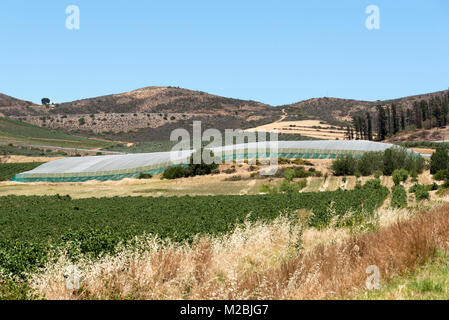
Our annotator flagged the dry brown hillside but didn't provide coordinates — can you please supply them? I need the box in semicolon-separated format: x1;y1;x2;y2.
0;93;39;117
4;87;281;141
281;90;449;126
3;87;449;142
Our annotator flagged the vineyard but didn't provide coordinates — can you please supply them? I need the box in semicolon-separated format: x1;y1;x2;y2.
0;163;44;181
0;181;388;278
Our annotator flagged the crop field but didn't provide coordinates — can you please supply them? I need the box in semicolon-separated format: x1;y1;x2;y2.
0;163;44;181
0;182;388;278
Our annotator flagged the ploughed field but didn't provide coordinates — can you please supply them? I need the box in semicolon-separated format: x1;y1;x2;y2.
0;182;388;278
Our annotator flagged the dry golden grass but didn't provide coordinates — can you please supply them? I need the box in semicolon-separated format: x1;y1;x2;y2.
28;199;449;300
244;120;346;140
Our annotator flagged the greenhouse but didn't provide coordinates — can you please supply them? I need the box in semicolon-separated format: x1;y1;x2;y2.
11;140;413;183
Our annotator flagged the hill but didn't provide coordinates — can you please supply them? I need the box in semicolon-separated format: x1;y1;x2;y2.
280;89;449;126
0;93;40;117
0;117;112;149
4;87;280;141
2;87;449;142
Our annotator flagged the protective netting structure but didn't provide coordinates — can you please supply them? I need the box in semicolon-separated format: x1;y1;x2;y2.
12;140;407;183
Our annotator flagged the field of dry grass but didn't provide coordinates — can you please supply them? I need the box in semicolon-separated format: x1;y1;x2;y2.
245;120;347;140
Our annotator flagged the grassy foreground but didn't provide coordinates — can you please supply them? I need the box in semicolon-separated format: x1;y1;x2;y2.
360;250;449;300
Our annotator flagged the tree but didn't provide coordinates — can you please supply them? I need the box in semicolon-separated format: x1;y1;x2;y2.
414;102;422;129
392;104;399;134
421;100;428;122
442;101;448;127
366;112;373;141
41;98;50;106
400;108;405;131
430;145;449;174
377;105;388;141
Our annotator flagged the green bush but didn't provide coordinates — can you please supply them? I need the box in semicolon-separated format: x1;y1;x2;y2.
392;169;408;185
383;148;424;176
391;185;407;208
358;152;384;176
137;173;153;180
283;168;295;181
162;148;219;180
330;148;423;177
162;166;187;179
259;184;275;193
374;170;383;179
409;183;430;201
363;178;382;189
433;169;449;181
430;145;449;174
331;155;357;176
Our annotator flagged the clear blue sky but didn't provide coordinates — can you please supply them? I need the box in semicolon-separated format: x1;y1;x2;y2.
1;0;448;106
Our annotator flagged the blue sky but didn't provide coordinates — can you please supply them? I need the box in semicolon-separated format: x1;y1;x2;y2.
1;0;448;105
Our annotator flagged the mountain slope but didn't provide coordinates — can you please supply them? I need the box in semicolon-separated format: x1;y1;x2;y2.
0;117;112;149
2;87;449;142
4;87;281;141
280;90;449;126
0;93;40;117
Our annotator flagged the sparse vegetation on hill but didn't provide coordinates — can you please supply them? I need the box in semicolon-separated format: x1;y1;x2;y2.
0;117;111;149
3;87;449;143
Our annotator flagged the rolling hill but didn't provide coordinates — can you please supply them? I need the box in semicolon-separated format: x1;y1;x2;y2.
0;117;112;149
3;87;281;142
280;89;449;126
2;86;449;142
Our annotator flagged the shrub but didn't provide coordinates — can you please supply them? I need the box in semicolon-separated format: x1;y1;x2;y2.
137;173;153;180
358;152;384;176
224;175;242;181
391;185;407;208
259;184;274;193
392;169;408;185
409;183;430;201
284;168;295;181
331;155;357;176
430;145;449;174
374;170;383;179
223;167;237;174
433;169;449;181
279;179;307;193
383;148;424;176
162;149;219;180
162;166;187;180
363;178;382;189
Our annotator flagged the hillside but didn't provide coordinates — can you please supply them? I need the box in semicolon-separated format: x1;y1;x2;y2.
3;87;449;142
4;87;280;141
0;93;40;117
281;89;449;126
0;117;112;149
